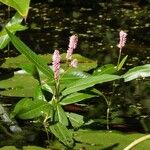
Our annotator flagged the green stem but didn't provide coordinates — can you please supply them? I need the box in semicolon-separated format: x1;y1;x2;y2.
54;80;60;101
43;116;50;144
117;48;122;70
124;134;150;150
101;93;110;130
106;107;110;130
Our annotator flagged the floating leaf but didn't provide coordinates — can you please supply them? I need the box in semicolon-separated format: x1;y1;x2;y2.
0;74;39;97
61;53;97;71
1;54;52;69
23;146;47;150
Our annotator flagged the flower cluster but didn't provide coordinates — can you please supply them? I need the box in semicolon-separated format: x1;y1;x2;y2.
52;50;60;80
52;35;78;80
66;34;78;60
117;30;127;50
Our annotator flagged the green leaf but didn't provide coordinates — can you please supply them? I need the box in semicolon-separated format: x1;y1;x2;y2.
60;92;96;105
67;113;84;128
49;122;74;147
12;98;52;119
117;55;128;71
93;64;117;75
0;0;31;17
19;64;40;82
6;29;54;79
123;64;150;82
11;98;31;118
23;146;47;150
0;74;39;97
1;54;52;69
0;146;17;150
60;70;89;86
34;85;45;101
53;129;150;150
62;74;120;96
61;53;97;71
57;104;68;126
0;13;27;49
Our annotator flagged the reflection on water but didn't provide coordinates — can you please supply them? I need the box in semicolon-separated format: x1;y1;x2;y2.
0;1;149;67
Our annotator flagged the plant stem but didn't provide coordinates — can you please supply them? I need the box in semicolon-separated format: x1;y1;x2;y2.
124;134;150;150
117;48;122;70
43;117;50;144
54;80;60;101
106;107;110;130
101;93;110;130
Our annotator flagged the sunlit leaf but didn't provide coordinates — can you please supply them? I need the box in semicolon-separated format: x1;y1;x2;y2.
62;74;120;96
0;0;31;17
123;64;150;82
60;92;96;105
0;13;27;49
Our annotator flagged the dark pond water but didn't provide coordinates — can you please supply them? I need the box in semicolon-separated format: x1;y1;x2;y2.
0;0;150;148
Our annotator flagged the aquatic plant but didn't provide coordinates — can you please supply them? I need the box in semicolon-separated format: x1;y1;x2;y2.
5;29;121;147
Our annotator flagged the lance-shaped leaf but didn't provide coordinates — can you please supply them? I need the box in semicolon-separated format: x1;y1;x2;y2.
66;113;84;128
49;122;74;147
0;0;31;17
117;55;128;71
60;92;97;105
56;104;68;126
12;98;52;119
6;28;54;79
0;13;27;49
93;64;117;75
123;64;150;82
62;74;120;96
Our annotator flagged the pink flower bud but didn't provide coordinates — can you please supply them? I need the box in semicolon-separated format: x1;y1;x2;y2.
117;30;127;49
70;59;78;68
66;34;78;60
52;50;60;80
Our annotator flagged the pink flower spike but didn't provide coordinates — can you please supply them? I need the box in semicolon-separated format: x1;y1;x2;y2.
52;50;60;80
66;34;78;60
70;59;78;68
68;34;78;49
117;30;127;49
